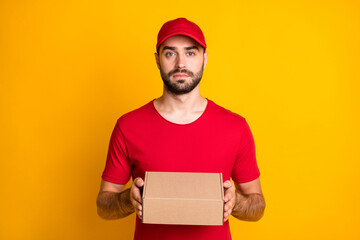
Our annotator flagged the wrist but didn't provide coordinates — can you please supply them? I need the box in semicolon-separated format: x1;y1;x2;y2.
119;188;135;213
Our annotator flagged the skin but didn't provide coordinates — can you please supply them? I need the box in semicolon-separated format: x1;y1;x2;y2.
97;35;265;222
153;35;209;125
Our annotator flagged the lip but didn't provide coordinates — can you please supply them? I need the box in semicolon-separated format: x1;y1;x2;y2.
173;74;189;78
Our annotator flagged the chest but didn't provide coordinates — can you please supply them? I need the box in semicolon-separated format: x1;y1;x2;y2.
125;125;240;181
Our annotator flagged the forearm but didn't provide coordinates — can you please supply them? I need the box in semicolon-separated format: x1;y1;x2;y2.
231;191;265;221
96;188;134;219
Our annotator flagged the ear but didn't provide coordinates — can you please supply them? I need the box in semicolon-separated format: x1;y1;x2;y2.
154;52;160;70
203;51;208;69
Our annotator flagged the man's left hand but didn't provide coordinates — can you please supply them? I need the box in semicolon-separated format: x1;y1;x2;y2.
223;180;236;222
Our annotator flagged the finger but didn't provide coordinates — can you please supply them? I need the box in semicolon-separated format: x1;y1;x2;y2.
130;196;142;209
132;190;143;204
224;202;231;211
135;202;142;211
134;177;144;188
224;190;233;202
224;212;229;222
131;200;143;219
131;192;142;204
135;207;142;217
134;208;142;219
131;181;144;203
223;180;232;189
224;198;234;211
224;209;232;221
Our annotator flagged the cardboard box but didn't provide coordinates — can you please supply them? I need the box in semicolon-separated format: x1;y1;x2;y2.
142;171;224;225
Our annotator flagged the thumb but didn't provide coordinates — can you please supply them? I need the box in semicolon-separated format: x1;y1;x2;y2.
223;180;232;189
134;177;144;187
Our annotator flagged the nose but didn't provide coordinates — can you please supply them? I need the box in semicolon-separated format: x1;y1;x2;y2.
176;54;186;69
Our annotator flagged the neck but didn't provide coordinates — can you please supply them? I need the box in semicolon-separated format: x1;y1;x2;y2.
158;85;206;111
153;85;208;124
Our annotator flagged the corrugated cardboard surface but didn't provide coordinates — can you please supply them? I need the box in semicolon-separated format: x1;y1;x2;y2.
142;172;224;225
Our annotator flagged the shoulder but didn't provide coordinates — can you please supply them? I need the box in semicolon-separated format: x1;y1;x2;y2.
207;99;255;141
117;100;155;127
207;99;247;125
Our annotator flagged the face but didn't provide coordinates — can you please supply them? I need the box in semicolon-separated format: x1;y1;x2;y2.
155;35;208;95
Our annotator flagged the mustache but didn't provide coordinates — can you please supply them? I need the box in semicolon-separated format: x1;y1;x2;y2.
167;69;194;78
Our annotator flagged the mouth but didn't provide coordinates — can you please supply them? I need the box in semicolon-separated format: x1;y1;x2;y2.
173;74;189;78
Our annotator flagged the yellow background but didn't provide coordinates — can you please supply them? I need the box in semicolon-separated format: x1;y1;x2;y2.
1;0;359;239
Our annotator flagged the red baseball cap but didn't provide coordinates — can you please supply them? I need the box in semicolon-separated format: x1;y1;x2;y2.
156;18;207;52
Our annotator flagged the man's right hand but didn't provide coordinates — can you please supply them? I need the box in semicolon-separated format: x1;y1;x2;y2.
130;177;144;219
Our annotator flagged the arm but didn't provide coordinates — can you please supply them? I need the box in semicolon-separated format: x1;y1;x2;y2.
96;178;144;220
223;177;265;222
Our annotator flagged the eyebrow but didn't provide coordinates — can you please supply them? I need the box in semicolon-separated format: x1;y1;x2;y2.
185;46;199;51
162;46;200;51
162;46;176;51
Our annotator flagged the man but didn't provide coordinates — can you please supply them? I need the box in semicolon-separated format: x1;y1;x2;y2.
97;18;265;240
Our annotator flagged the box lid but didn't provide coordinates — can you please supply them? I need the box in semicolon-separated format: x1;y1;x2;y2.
143;172;224;200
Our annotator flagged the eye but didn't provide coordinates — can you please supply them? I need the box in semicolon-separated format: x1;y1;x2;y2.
187;52;195;56
165;52;175;57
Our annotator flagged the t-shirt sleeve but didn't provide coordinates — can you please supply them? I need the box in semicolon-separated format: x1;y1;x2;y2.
231;119;260;183
101;119;132;184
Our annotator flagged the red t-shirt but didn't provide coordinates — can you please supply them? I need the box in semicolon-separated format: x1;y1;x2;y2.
102;99;260;240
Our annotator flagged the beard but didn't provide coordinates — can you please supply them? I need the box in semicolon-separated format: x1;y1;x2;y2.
160;63;204;95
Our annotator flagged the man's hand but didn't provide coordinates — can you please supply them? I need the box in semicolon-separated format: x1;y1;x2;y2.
130;177;144;219
223;180;236;222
